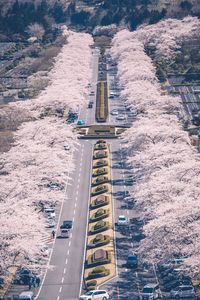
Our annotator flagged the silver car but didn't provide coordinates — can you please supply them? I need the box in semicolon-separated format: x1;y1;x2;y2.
170;285;195;298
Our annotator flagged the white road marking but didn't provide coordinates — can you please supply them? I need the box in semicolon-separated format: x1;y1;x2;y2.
69;240;71;247
57;296;60;300
63;268;66;274
73;208;76;215
59;287;62;293
67;249;70;255
72;216;75;222
61;277;64;284
75;202;77;208
65;258;68;265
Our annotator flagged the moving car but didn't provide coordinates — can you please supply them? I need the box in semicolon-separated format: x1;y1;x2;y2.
60;220;73;229
141;284;160;300
79;290;110;300
60;228;69;238
77;119;85;125
116;114;126;120
117;215;129;226
127;254;138;268
170;285;195;298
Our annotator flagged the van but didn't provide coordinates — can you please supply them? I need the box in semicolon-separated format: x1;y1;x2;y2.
19;291;34;300
60;228;69;238
141;284;160;299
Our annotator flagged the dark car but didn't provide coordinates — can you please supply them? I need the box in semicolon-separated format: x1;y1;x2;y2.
88;102;93;108
127;254;138;268
60;220;72;229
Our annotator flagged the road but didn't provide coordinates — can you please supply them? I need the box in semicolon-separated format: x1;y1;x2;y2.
36;48;100;300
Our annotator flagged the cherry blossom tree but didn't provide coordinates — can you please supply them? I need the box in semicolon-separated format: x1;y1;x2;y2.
0;27;93;274
111;17;200;275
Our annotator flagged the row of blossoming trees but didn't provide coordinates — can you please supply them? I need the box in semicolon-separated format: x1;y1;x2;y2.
111;17;200;276
0;27;93;274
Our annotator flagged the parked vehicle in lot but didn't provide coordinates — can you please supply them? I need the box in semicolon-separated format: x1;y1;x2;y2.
161;258;185;269
116;114;126;120
170;285;195;298
60;228;69;238
88;101;93;108
89;91;95;95
141;283;160;300
110;109;118;115
127;254;138;268
64;144;70;151
79;289;110;300
45;218;55;228
77;119;85;125
60;220;73;229
117;215;129;226
44;208;55;219
19;291;34;300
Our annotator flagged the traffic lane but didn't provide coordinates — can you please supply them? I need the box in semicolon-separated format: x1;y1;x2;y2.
38;144;85;300
60;141;93;299
100;141;139;299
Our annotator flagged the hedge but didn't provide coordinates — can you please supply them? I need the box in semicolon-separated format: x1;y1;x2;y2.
90;197;109;209
90;209;109;223
91;185;108;196
89;220;109;235
92;167;108;177
95;81;108;123
87;266;110;280
88;234;110;249
93;160;108;168
93;151;108;159
92;176;109;187
94;144;107;150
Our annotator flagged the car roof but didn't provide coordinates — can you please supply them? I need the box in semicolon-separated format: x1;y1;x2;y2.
19;291;34;296
119;215;126;218
144;283;159;288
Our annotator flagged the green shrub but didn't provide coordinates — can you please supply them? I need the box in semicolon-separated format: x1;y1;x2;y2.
89;221;109;235
92;176;109;187
90;197;109;209
91;185;108;196
87;285;96;291
92;167;108;177
88;234;110;249
93;160;108;168
87;266;110;279
86;280;97;287
90;209;109;223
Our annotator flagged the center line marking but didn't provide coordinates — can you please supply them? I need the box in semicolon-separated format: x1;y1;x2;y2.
59;287;62;293
57;296;60;300
61;277;64;284
63;268;66;274
69;240;71;247
67;249;70;255
65;258;68;264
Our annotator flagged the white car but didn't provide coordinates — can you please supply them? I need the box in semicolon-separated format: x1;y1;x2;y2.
79;290;110;300
64;145;70;151
110;109;118;116
117;215;129;225
116;114;126;120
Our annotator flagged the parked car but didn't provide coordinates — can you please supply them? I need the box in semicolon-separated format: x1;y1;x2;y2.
88;102;93;108
44;208;55;219
64;145;70;151
161;258;185;269
141;283;161;300
116;114;126;120
170;285;195;298
77;119;85;125
79;290;110;300
117;215;129;226
110;109;118;116
45;218;56;228
19;291;34;300
127;254;138;268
